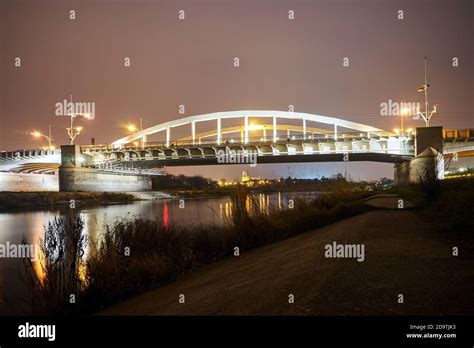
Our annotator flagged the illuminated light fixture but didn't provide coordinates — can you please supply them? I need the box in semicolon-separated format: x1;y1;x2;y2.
127;124;137;132
393;128;400;135
248;123;263;131
31;126;54;148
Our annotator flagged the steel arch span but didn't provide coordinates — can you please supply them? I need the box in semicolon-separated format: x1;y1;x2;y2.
112;110;386;146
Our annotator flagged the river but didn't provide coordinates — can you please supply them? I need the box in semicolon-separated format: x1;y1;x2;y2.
0;191;317;314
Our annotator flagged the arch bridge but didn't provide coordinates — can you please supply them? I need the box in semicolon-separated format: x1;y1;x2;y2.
1;110;473;173
82;110;413;168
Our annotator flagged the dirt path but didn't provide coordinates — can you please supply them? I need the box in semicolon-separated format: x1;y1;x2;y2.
100;209;474;315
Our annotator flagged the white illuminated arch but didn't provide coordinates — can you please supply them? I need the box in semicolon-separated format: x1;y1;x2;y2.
112;110;385;146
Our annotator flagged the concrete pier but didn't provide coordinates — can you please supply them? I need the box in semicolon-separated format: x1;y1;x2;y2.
58;145;151;192
58;165;151;192
394;126;444;185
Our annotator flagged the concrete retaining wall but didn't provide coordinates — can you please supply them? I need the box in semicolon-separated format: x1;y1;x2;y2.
0;172;59;191
58;166;152;192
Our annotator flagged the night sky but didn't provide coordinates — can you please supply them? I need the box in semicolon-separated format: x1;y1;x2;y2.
1;0;473;180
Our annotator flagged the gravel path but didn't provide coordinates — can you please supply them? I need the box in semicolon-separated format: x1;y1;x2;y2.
100;210;474;315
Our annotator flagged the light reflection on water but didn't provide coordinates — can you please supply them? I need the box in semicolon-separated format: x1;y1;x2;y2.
0;191;316;314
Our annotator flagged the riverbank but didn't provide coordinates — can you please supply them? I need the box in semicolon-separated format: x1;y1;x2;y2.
100;178;474;315
101;207;474;315
21;188;371;315
0;191;137;212
19;177;474;315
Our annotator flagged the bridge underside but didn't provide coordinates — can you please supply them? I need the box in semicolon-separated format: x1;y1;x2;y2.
100;152;411;168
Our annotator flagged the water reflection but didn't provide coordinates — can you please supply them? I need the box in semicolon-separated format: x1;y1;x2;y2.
0;191;316;314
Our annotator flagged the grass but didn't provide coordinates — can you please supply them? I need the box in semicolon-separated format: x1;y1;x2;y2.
23;175;473;316
393;176;474;240
21;186;371;315
420;178;474;239
21;213;87;315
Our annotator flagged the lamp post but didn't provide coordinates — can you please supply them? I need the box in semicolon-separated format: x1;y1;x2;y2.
67;93;92;145
416;57;438;127
31;124;54;149
127;117;145;149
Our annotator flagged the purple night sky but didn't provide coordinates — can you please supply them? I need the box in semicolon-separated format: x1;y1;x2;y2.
1;0;473;180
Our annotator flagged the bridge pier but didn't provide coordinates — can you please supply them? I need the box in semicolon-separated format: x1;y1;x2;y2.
394;126;444;185
59;145;152;192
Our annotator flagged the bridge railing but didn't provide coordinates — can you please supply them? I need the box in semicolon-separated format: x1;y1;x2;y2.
0;148;61;160
443;129;474;142
80;131;408;153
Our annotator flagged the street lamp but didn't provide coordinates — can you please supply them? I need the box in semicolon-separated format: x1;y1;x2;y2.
67;93;92;145
399;100;411;136
127;124;137;132
31;125;54;149
416;57;438;127
126;117;145;149
67;122;88;145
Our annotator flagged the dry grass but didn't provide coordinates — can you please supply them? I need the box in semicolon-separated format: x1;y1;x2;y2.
22;187;370;315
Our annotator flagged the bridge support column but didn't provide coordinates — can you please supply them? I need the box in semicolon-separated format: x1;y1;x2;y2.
61;145;82;167
191;121;196;145
217;117;222;145
58;145;152;192
394;126;444;185
394;148;444;185
273;116;277;142
244;115;249;144
302;119;307;139
166;127;170;147
59;166;152;192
